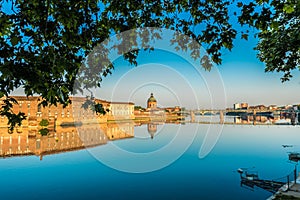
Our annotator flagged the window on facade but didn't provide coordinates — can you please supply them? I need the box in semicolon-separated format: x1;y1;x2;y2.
37;104;41;112
36;140;40;149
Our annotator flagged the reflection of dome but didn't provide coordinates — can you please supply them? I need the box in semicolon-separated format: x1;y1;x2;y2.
147;93;157;103
147;123;157;139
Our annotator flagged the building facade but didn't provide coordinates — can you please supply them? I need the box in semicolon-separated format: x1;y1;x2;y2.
233;103;241;110
107;102;135;121
147;93;157;109
0;96;135;132
233;103;248;110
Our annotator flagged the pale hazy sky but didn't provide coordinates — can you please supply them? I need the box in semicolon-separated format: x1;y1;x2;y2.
92;37;300;109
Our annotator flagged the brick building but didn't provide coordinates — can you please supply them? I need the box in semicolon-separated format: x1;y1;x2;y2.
0;96;135;131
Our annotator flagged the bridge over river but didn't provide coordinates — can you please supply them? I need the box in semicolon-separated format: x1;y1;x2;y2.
182;109;297;124
189;109;281;116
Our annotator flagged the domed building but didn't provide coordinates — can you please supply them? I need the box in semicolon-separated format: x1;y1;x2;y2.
147;93;157;109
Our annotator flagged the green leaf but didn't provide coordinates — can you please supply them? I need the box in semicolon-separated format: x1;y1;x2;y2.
256;0;268;5
11;36;19;46
271;22;279;30
241;33;248;40
283;4;295;14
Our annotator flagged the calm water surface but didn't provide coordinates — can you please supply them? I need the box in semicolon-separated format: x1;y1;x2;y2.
1;123;299;200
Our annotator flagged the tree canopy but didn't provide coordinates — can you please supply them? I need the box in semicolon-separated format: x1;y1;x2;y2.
0;0;299;129
238;0;300;82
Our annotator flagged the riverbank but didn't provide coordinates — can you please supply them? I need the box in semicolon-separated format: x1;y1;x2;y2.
268;175;300;200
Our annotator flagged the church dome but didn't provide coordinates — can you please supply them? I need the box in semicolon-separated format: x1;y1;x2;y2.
147;93;157;103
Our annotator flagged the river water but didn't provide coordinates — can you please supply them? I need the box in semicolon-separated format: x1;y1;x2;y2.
0;122;299;200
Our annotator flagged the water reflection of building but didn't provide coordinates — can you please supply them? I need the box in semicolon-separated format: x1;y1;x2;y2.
0;123;134;159
234;115;275;124
233;115;297;125
106;122;134;140
147;123;157;139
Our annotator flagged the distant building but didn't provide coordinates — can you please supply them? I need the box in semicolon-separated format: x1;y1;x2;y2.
268;105;277;110
251;105;266;110
147;93;157;109
165;106;181;113
133;92;182;122
285;105;293;110
259;105;267;110
233;103;248;110
240;103;249;109
233;103;241;110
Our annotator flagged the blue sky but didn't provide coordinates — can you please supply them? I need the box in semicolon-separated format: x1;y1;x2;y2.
91;1;300;109
93;30;300;109
89;1;300;109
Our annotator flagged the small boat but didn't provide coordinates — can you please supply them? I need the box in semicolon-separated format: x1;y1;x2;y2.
282;145;293;148
289;152;300;162
237;168;259;180
245;173;259;181
237;168;244;174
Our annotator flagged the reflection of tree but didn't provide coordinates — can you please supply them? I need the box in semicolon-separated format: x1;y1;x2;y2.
39;119;49;136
